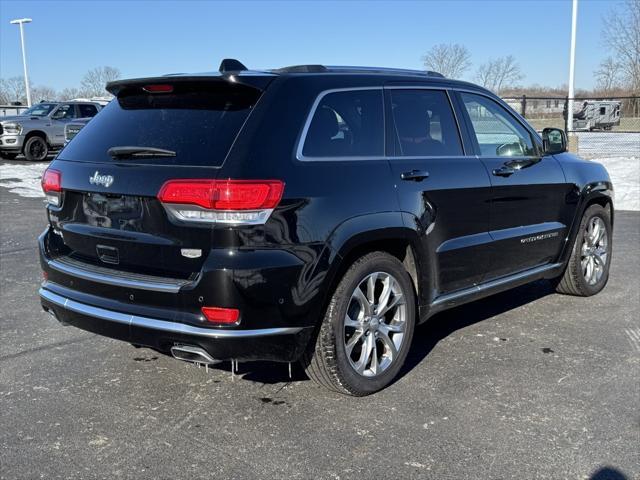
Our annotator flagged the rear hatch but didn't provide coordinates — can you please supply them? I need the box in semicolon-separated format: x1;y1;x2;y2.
46;76;270;280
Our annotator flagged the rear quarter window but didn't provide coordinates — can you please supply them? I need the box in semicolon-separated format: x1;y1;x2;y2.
300;89;384;159
58;82;261;167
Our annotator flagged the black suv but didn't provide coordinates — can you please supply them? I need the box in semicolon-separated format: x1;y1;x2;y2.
39;60;613;395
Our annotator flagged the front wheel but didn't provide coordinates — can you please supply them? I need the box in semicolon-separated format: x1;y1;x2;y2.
556;204;612;296
303;251;416;396
23;136;49;161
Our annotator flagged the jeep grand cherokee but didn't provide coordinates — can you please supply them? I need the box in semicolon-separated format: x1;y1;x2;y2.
39;59;613;395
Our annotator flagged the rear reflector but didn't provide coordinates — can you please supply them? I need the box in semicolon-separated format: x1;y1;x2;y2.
201;307;240;324
142;84;174;93
158;179;284;225
41;168;62;207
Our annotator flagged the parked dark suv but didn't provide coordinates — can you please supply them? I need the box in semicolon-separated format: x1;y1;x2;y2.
39;60;613;395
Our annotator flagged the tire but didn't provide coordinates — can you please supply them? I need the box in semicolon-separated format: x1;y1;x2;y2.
23;136;49;162
303;251;416;396
0;152;18;160
556;204;612;296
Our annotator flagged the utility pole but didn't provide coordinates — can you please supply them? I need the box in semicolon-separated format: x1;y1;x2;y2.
9;18;33;107
567;0;578;133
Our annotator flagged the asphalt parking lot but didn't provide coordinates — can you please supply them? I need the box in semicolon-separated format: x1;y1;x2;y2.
0;162;638;480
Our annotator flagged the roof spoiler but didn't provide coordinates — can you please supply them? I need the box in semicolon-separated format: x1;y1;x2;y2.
106;73;273;96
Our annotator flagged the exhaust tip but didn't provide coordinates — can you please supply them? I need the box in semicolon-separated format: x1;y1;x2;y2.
170;345;217;365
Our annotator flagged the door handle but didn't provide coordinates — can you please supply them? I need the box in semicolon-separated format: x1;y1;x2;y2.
401;170;429;182
492;165;516;177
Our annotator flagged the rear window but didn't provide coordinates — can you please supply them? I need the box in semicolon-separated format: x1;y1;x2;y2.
58;82;260;167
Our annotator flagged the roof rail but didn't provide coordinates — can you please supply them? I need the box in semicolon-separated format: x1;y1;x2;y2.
325;66;444;77
271;64;444;77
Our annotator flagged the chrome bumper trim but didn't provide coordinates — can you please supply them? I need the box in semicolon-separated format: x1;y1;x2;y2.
47;257;187;293
39;288;304;338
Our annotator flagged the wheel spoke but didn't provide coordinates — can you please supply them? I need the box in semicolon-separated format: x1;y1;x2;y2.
355;334;374;374
366;273;378;304
369;339;379;375
379;322;403;335
352;287;372;316
345;330;364;356
378;328;398;359
379;293;404;318
376;276;392;313
344;314;361;329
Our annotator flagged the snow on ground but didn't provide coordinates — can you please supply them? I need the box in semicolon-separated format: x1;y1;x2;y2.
590;156;639;211
576;132;640;159
0;156;637;211
0;163;48;198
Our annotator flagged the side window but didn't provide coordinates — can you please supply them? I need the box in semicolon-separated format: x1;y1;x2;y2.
51;104;76;120
78;104;98;117
389;90;463;156
301;90;383;158
460;93;536;157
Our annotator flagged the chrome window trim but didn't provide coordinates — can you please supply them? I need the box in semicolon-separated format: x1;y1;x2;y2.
296;87;385;162
40;288;306;338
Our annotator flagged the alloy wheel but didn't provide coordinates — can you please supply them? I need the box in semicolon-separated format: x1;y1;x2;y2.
581;216;608;285
343;272;407;377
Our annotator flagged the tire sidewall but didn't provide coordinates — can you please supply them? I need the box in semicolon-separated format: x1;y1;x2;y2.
330;254;416;394
24;136;48;161
570;205;612;295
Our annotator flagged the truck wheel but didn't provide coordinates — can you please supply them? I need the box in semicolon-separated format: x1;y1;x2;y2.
23;136;49;161
303;251;416;396
556;204;612;296
0;152;18;160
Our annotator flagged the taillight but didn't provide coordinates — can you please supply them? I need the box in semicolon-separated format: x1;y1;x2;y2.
41;168;62;206
157;179;284;225
201;306;240;325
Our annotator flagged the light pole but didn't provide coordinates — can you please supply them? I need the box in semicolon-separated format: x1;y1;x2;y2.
567;0;578;134
9;18;33;107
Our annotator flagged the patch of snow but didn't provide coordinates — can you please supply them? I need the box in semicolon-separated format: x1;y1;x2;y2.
0;163;48;198
589;157;639;211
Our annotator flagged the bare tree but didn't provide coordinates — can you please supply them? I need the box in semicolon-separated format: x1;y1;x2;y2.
80;66;121;97
422;43;472;79
58;87;83;100
30;85;58;103
475;55;524;93
0;77;27;104
602;0;640;92
594;56;622;92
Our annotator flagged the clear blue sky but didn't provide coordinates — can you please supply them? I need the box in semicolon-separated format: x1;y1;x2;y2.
0;0;614;91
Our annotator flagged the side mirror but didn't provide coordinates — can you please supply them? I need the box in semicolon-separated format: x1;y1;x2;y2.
542;128;567;154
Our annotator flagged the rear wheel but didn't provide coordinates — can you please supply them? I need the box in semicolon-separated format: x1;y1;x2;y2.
23;136;49;161
556;204;612;296
303;251;416;396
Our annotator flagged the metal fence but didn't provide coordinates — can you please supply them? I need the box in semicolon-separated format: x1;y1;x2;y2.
0;105;28;117
502;95;640;159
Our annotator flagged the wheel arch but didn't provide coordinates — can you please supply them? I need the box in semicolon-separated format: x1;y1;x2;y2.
321;213;425;321
23;130;51;149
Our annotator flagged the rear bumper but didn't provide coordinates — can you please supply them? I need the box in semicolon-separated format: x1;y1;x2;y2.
40;286;314;362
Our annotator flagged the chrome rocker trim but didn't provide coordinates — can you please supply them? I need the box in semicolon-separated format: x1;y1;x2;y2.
39;288;305;339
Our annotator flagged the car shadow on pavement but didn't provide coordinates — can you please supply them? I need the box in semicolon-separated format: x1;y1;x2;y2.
210;279;558;387
397;278;557;381
588;467;628;480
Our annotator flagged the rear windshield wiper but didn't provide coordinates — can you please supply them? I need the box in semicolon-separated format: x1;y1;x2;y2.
107;146;177;159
